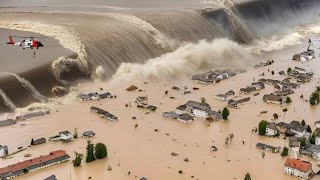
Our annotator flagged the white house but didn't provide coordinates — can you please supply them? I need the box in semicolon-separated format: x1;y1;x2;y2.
290;125;308;138
284;158;313;179
266;123;279;136
217;73;229;80
289;137;300;159
186;101;211;118
59;131;73;142
0;145;8;157
316;136;320;146
314;121;320;128
294;67;307;74
216;94;227;101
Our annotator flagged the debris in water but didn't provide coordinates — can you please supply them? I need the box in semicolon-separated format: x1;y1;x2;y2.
126;85;138;91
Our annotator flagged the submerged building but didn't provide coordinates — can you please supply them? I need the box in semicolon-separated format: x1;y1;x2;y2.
0;150;69;179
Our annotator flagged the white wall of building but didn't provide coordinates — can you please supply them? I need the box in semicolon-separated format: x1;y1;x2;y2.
284;166;312;179
192;109;208;118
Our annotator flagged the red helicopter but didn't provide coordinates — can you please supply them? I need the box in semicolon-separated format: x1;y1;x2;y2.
6;36;44;49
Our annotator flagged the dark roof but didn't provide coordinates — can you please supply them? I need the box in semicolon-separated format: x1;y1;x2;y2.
285;129;296;136
99;92;111;99
44;175;57;180
294;66;306;71
163;112;180;119
176;105;187;111
263;94;282;102
186;101;210;111
290;120;301;127
178;114;194;121
267;123;278;131
0;119;15;127
276;122;291;129
16;111;48;120
240;86;256;93
139;177;148;180
0;150;69;176
236;97;250;103
256;143;279;150
59;131;71;135
146;105;157;111
82;131;96;137
78;94;91;99
32;138;46;145
226;90;235;95
216;94;227;98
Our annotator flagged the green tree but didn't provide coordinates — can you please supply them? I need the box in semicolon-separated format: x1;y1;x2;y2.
222;107;230;120
310;91;320;105
300;138;307;147
285;97;292;103
244;173;251;180
301;120;306;126
95;143;108;159
281;147;289;156
73;152;83;167
258;120;268;135
307;125;312;133
73;128;78;139
310;132;316;144
86;140;96;163
287;67;292;73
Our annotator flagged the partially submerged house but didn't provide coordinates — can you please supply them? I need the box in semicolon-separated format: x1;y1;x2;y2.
294;67;307;74
216;94;227;101
0;119;16;128
192;70;236;84
16;111;50;121
90;106;118;122
82;131;96;138
135;96;157;111
0;150;70;180
228;97;250;108
162;112;194;123
31;138;46;145
263;94;283;104
300;144;320;160
185;101;211;118
44;175;58;180
225;90;235;96
175;105;189;115
59;131;73;142
284;158;313;179
276;121;309;138
0;145;8;158
78;92;112;101
256;143;280;153
292;40;315;62
177;114;194;123
266;123;279;136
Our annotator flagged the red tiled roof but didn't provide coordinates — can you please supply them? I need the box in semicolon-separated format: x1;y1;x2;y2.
284;158;312;172
0;150;69;175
